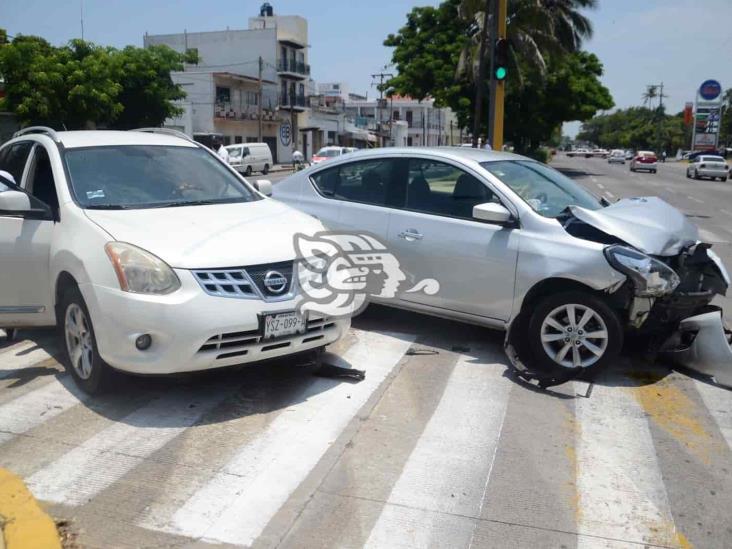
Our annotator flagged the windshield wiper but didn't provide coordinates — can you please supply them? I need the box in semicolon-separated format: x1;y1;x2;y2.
143;200;222;209
85;204;134;210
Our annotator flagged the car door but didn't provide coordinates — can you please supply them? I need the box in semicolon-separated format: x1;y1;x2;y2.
0;141;56;327
386;157;519;321
308;156;405;240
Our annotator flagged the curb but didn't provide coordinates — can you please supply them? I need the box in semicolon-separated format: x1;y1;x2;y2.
0;468;61;549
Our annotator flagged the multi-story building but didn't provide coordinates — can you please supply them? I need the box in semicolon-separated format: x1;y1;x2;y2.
144;3;310;163
345;96;459;147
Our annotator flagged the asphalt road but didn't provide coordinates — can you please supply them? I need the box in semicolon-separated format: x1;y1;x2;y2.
0;158;731;549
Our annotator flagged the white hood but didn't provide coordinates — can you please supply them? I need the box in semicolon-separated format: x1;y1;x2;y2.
84;199;324;269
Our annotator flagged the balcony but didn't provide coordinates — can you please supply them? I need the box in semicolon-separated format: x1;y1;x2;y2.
279;93;307;111
214;102;280;121
277;59;310;79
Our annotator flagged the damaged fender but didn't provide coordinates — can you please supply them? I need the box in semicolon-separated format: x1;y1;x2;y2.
662;310;732;388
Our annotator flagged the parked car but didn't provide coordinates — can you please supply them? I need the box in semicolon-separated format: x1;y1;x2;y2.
686;155;729;181
273;147;729;377
607;149;626;164
0;127;349;394
630;151;658;173
624;150;634;160
311;146;357;165
225;142;273;176
592;148;609;158
567;148;590;158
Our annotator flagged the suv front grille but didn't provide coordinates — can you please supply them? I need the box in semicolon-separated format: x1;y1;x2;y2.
192;261;296;301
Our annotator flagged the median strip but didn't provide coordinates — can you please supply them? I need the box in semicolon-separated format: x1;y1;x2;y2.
0;468;61;549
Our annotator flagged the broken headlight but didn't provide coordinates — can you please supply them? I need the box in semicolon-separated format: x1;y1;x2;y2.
604;245;680;297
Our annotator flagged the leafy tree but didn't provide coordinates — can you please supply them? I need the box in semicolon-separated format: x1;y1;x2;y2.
720;88;732;148
0;34;188;129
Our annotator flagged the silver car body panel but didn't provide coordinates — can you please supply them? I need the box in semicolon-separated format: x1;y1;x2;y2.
568;197;699;256
662;311;732;388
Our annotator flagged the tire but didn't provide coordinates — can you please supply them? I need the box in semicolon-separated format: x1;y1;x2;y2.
686;171;691;179
652;169;657;174
723;177;728;182
693;170;699;180
245;165;252;177
262;164;269;175
528;291;623;376
58;285;113;394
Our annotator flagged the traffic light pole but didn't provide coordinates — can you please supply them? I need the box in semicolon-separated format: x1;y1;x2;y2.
488;0;507;150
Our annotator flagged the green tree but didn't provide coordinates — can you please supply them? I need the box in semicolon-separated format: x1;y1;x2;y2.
720;88;732;148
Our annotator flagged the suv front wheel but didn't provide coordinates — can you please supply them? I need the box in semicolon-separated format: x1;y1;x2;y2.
59;285;113;394
528;291;622;375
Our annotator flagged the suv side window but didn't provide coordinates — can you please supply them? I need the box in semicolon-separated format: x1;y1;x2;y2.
0;141;34;185
405;159;498;219
311;158;402;207
25;145;60;215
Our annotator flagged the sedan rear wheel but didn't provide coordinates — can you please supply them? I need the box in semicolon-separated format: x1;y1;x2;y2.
528;291;622;375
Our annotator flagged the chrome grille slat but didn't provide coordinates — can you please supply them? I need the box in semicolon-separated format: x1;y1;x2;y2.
192;261;296;301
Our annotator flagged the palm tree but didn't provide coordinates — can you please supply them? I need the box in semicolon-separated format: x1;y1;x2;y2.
642;85;658;108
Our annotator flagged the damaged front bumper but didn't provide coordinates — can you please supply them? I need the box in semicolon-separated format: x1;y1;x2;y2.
661;309;732;388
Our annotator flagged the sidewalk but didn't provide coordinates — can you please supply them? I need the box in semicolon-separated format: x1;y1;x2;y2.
271;164;295;173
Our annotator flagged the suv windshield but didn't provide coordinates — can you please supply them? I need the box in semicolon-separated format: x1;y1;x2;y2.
481;160;602;218
64;145;258;209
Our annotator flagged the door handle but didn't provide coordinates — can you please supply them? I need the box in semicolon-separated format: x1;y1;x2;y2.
398;229;423;241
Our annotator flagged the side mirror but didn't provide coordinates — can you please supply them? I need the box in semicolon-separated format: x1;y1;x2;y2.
473;202;513;225
254;179;273;197
0;170;17;187
0;190;32;212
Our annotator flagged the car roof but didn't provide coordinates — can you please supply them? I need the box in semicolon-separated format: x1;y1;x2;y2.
313;146;525;165
50;130;198;149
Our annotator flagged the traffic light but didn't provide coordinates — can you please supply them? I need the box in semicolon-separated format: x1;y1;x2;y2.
494;38;508;81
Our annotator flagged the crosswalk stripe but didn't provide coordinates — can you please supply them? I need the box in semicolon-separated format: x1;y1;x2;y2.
0;376;87;445
574;379;680;547
694;380;732;450
26;388;234;506
0;340;58;377
144;330;414;546
363;351;511;549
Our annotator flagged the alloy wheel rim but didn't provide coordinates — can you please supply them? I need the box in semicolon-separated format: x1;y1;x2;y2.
65;304;94;380
540;303;609;369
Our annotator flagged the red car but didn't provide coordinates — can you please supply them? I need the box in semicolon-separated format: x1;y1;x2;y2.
630;151;658;173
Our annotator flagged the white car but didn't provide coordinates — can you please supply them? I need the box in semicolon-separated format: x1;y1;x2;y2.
686;155;729;182
607;149;625;164
0;127;349;393
311;146;356;165
225;142;273;176
629;151;658;173
273;147;730;379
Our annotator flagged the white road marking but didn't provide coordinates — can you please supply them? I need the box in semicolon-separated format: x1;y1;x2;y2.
699;228;728;244
591;177;598;183
26;388;233;505
687;195;704;204
364;351;511;549
0;376;88;445
720;209;732;217
694;381;732;451
596;183;605;190
148;330;414;546
605;192;615;199
0;340;57;377
574;380;679;547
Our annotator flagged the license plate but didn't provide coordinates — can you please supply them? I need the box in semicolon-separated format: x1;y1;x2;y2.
263;311;306;340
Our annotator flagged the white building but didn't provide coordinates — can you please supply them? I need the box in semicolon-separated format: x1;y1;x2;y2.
345;96;459;147
144;3;310;163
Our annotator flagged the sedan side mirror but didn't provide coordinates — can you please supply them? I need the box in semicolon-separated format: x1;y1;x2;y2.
473;202;513;225
0;170;17;187
254;179;273;197
0;190;32;212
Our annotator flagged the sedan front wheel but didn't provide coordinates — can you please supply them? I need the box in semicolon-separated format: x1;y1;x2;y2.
528;291;623;375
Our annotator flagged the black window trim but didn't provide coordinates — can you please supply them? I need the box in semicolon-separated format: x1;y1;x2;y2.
23;143;61;222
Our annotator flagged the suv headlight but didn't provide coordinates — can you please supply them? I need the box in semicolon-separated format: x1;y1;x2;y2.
105;242;181;295
604;245;680;297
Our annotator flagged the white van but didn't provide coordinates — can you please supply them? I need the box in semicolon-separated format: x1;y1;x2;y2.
225;143;273;176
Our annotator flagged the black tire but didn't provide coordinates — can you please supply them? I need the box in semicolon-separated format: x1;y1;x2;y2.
686;171;691;179
528;291;623;377
723;177;728;182
245;165;252;177
58;285;113;394
262;164;269;175
693;170;699;180
652;169;657;174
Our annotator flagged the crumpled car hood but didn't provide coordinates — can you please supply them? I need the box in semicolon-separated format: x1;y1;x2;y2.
568;197;699;256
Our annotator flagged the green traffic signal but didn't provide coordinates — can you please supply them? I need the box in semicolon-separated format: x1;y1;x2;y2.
495;67;507;81
494;38;509;81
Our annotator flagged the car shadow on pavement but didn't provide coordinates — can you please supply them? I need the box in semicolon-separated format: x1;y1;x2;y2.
555;167;607;179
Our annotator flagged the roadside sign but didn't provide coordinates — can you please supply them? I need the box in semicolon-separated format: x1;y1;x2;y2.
692;80;723;151
699;80;722;101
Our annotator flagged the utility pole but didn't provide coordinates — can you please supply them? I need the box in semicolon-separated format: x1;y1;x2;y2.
257;56;263;142
371;70;393;147
80;0;85;40
472;0;491;148
488;0;507;150
647;82;666;155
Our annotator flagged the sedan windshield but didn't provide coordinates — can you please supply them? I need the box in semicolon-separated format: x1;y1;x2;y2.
481;160;602;218
64;145;258;209
317;149;341;158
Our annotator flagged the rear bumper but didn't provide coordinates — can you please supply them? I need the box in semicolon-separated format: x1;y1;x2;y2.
634;162;657;170
697;168;728;178
661;309;732;388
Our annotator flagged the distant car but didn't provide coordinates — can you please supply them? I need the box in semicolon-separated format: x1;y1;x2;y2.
630;151;658;173
686;150;722;162
624;150;634;160
311;146;356;165
225;142;273;176
592;148;609;158
567;148;590;158
608;150;625;164
686;155;729;181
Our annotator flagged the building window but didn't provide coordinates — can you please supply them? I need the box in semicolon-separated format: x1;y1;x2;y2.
223;136;231;146
327;131;336;144
235;136;243;144
407;136;413;146
216;86;231;103
393;110;400;121
406;111;413;127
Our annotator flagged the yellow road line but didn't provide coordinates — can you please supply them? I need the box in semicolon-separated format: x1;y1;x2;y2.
0;468;60;549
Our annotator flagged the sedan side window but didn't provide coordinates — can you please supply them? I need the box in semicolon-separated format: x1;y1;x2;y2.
310;158;401;207
0;141;34;185
405;159;497;219
25;145;60;215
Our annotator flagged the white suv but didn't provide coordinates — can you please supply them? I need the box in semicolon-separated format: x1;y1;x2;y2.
0;128;349;393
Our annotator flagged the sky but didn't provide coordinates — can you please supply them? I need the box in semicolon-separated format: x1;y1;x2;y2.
2;0;731;137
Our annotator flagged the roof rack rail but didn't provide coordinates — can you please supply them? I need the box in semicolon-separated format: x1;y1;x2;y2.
13;126;61;143
132;127;196;143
